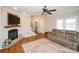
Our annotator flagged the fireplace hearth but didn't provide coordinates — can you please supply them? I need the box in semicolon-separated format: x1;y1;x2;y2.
8;29;18;41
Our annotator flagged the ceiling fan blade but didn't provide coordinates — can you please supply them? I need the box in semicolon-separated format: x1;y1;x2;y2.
48;9;56;12
46;12;52;15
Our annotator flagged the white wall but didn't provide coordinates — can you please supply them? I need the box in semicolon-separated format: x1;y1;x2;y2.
44;9;79;32
20;14;31;36
0;7;3;49
44;15;56;32
0;7;31;49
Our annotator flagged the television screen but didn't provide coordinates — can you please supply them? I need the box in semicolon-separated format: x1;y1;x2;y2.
8;13;20;25
16;17;20;24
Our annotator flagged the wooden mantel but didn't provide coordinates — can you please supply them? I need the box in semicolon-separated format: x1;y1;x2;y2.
4;25;21;28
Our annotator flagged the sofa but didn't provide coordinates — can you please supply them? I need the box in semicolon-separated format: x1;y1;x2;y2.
46;29;79;51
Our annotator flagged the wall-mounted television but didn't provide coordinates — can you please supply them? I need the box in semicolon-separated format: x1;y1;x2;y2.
8;13;20;25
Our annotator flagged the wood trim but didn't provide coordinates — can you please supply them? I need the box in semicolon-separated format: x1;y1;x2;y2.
4;25;21;28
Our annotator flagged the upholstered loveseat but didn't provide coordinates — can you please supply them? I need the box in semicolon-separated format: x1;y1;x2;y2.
46;29;79;51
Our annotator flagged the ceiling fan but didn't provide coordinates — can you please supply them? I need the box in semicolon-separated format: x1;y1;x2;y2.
41;6;56;15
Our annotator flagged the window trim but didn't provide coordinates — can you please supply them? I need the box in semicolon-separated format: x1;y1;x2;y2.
56;16;78;31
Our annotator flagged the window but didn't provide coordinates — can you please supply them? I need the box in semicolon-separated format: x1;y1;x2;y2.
56;17;77;31
56;20;63;29
65;18;76;30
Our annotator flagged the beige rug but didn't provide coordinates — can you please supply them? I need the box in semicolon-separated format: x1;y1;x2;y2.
22;38;77;53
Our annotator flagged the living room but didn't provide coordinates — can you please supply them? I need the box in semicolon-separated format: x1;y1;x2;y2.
0;6;79;53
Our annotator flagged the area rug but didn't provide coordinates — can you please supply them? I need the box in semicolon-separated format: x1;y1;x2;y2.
22;38;77;53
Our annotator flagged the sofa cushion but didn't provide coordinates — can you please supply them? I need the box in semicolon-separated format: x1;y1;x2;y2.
51;36;78;50
61;39;78;50
56;30;65;39
52;29;57;35
48;35;79;50
65;30;78;43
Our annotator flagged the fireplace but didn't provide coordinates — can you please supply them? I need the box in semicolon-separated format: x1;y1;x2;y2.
8;29;18;41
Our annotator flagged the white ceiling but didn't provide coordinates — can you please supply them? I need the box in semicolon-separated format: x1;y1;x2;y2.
5;6;79;15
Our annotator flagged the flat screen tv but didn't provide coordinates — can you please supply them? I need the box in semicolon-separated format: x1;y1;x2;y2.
8;13;20;25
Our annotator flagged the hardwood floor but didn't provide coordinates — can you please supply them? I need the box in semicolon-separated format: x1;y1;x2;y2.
0;33;45;53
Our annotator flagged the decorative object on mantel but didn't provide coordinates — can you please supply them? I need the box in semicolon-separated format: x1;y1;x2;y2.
4;25;21;28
